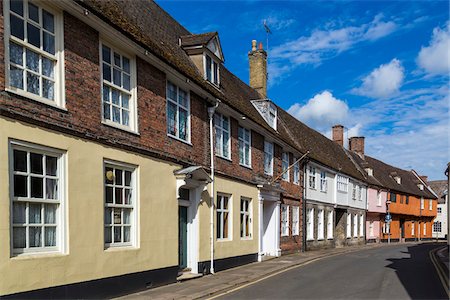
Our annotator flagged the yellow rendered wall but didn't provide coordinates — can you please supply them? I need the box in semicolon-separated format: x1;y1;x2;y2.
0;118;179;296
198;176;259;262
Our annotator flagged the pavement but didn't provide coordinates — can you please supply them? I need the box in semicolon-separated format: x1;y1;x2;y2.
117;242;403;300
430;243;449;296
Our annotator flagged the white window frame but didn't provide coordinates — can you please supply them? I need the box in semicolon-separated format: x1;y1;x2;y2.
353;214;358;238
433;221;441;233
352;184;357;200
240;197;252;239
100;41;138;132
308;166;316;189
423;222;426;235
320;171;327;192
346;213;352;238
377;191;382;206
9;140;66;255
217;194;231;240
437;207;442;214
420;197;424;210
327;210;333;239
166;80;190;143
358;186;363;201
428;199;432;210
359;214;364;237
238;126;251;168
411;221;415;236
337;175;348;192
307;208;314;240
268;103;277;130
369;221;374;237
104;160;137;248
264;141;273;176
292;206;299;236
317;209;324;240
281;205;289;236
4;0;65;108
204;53;219;86
282;152;289;182
293;160;300;185
214;113;231;159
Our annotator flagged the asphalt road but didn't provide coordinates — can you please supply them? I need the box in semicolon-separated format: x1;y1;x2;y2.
218;243;447;299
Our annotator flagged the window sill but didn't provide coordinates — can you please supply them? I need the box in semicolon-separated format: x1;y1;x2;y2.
216;154;232;162
168;134;193;146
239;163;252;170
240;237;253;241
6;88;67;112
104;245;138;252
281;234;289;237
317;238;325;241
306;238;315;241
320;190;327;193
11;251;67;260
102;121;140;136
217;238;232;242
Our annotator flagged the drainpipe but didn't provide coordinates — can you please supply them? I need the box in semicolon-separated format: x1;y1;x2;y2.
207;101;219;275
302;163;307;252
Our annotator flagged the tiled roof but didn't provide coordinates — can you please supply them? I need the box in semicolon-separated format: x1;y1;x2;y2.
429;180;447;203
180;32;217;47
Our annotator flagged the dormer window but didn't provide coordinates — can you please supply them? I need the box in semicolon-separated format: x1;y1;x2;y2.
205;54;219;86
394;176;401;184
251;100;277;130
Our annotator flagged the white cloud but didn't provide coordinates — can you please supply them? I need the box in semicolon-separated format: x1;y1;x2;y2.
287;91;349;131
352;59;404;98
417;22;450;75
264;15;295;31
270;14;397;66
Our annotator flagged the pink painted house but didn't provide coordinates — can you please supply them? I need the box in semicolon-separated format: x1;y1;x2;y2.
366;188;387;242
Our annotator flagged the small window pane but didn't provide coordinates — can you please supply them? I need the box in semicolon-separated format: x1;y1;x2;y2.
123;210;130;224
112;106;120;123
105;227;112;243
26;49;39;72
13;227;26;248
30;153;43;174
30;176;43;198
124;171;132;186
122;94;129;109
103;64;111;82
113;209;121;224
167;82;177;100
10;42;23;65
105;186;113;203
42;57;54;78
124;189;131;205
103;103;111;120
105;167;113;184
26;72;40;95
115;169;122;185
29;226;42;247
10;66;24;89
13;175;27;197
102;45;111;63
28;2;39;22
29;203;42;223
124;226;131;242
123;57;130;73
45;178;57;199
42;10;54;33
113;68;121;86
13;149;27;172
44;204;56;223
113;226;121;242
115;188;123;204
167;101;177;136
178;89;188;107
105;208;112;224
10;14;24;40
111;89;120;105
102;86;110;103
44;227;56;246
13;202;26;223
43;79;54;100
122;110;129;126
27;23;40;48
114;53;121;67
45;156;57;176
123;74;130;90
10;0;24;16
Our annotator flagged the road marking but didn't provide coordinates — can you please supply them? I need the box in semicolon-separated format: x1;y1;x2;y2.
429;246;450;298
206;251;350;300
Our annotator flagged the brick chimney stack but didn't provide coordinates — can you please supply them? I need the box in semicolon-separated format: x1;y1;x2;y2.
349;137;365;158
248;40;267;98
332;125;344;147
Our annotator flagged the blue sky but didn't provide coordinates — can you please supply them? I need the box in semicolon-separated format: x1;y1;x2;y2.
158;0;450;180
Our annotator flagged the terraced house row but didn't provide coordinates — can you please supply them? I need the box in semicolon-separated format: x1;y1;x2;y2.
0;0;438;298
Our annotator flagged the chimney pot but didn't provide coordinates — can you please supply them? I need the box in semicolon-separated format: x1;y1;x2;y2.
251;40;257;51
349;136;365;158
332;125;344;147
259;42;263;50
